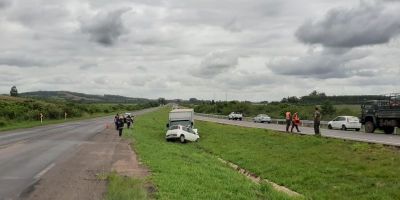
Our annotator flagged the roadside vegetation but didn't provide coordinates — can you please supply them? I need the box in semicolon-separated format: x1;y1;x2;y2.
122;108;300;200
180;91;379;120
0;95;158;131
188;100;360;120
107;173;150;200
121;108;400;199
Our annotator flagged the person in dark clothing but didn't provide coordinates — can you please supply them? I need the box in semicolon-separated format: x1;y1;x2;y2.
116;117;124;137
314;107;321;135
114;114;119;130
126;115;133;129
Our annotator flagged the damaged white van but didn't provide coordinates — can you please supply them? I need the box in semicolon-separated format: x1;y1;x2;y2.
166;109;199;143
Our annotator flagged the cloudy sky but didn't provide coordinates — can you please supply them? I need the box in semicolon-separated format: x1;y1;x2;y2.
0;0;399;101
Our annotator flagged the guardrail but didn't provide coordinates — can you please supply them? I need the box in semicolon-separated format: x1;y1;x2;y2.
195;113;330;128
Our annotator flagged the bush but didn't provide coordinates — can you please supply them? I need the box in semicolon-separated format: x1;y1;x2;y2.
194;101;326;120
0;119;7;127
0;96;157;126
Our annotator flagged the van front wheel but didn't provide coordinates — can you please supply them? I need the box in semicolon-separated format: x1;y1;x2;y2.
180;135;186;143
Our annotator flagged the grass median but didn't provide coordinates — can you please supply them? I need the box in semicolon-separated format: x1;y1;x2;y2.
120;108;299;200
118;107;400;199
196;121;400;200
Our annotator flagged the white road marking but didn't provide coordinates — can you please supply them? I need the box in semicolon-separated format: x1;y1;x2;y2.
34;163;55;179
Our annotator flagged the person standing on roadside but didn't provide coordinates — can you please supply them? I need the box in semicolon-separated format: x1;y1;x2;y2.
114;114;119;130
314;106;321;135
117;116;124;137
126;115;133;129
285;111;291;132
291;112;301;133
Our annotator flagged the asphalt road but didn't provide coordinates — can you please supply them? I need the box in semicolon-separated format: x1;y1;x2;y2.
195;115;400;147
0;107;158;200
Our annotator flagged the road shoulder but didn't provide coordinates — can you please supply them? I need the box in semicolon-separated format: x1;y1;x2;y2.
21;126;149;200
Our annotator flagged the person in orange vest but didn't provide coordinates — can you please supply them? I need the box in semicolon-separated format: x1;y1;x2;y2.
285;111;291;132
291;112;301;133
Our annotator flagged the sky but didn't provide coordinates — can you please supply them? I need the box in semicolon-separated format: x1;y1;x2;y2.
0;0;399;101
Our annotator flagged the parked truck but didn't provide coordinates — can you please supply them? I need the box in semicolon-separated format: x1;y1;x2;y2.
361;93;400;134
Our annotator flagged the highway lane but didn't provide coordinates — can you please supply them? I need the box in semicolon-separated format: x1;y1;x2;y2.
0;107;158;200
195;115;400;147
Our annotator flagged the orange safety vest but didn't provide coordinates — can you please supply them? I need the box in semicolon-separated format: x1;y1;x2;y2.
292;113;300;125
285;112;291;120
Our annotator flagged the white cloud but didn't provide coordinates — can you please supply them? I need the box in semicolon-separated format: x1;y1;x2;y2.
192;50;239;78
80;7;131;46
296;1;400;48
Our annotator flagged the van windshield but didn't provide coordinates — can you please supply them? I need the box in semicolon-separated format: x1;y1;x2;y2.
170;120;192;128
169;125;180;130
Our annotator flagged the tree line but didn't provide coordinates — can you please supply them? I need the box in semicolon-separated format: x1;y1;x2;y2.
280;90;383;105
183;100;360;121
0;96;158;127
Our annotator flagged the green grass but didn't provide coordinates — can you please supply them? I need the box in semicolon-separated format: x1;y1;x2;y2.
107;173;150;200
196;120;400;200
122;108;300;200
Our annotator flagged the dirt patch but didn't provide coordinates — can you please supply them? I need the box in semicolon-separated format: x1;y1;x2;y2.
217;158;303;197
111;139;149;178
21;125;150;200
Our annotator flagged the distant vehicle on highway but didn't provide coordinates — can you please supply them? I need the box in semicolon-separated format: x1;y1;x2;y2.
228;112;243;120
166;125;199;143
253;114;271;123
361;93;400;134
328;116;361;131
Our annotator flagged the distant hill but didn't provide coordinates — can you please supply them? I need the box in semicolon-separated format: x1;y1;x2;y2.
20;91;154;103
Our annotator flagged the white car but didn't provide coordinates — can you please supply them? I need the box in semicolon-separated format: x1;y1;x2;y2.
328;116;361;131
166;125;199;143
228;112;243;120
253;114;272;123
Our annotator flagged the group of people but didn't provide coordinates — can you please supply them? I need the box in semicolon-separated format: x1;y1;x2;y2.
285;111;301;133
285;106;321;136
114;114;134;137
